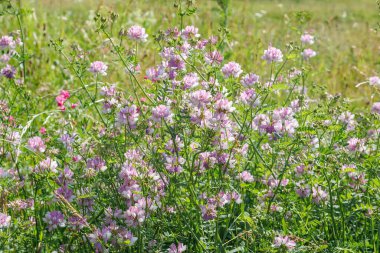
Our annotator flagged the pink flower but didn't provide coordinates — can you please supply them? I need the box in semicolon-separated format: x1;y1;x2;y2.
145;65;166;82
87;156;107;172
289;69;302;78
264;107;299;136
181;26;200;40
36;158;58;173
241;73;260;87
369;76;380;87
89;61;108;76
209;35;218;45
1;65;16;79
0;54;11;63
60;90;70;99
252;114;271;133
294;165;305;175
236;171;254;182
27;136;46;153
7;199;33;211
230;191;243;204
43;211;65;231
179;41;192;55
127;25;148;42
296;185;311;198
160;47;175;59
0;35;15;49
190;108;213;128
88;227;112;246
167;55;186;71
200;204;217;221
164;155;185;174
168;55;185;71
347;172;368;190
151;105;172;122
273;235;296;250
55;95;65;106
68;216;87;230
205;50;223;66
312;186;328;204
165;27;180;39
240;89;260;106
165;136;184;153
39;127;46;134
0;213;11;228
56;90;70;111
338;111;355;123
196;39;209;50
6;131;20;145
347;138;367;153
125;204;146;226
290;99;300;112
372;102;380;114
190;90;211;108
56;185;75;202
60;133;75;152
270;204;283;212
338;111;356;131
182;72;199;89
302;48;317;60
168;242;187;253
262;46;283;63
100;85;117;97
214;97;235;114
300;33;314;45
118;105;139;129
221;61;243;78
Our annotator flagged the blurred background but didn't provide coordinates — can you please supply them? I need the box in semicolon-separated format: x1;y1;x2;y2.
1;0;379;105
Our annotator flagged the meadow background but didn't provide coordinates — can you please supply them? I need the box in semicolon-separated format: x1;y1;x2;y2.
1;0;379;106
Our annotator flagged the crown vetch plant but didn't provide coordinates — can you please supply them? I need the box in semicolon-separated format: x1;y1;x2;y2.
0;2;380;253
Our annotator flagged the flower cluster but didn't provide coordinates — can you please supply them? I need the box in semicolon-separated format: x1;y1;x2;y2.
55;90;70;111
89;61;108;76
301;32;317;60
1;10;380;253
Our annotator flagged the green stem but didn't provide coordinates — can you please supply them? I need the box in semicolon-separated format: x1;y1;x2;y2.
60;51;107;127
102;29;155;105
16;6;26;85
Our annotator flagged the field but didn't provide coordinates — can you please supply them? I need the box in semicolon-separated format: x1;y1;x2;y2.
2;0;380;102
0;0;380;252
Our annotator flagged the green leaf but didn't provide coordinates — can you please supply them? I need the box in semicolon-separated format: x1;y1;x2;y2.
286;53;298;60
270;83;288;91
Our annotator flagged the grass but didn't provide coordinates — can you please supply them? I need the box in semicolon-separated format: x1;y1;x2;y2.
1;0;379;105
